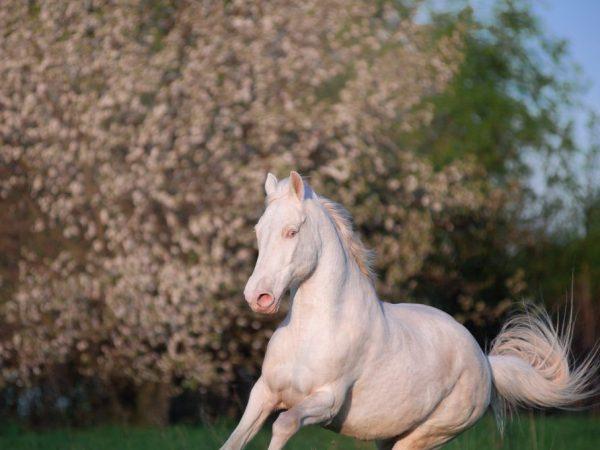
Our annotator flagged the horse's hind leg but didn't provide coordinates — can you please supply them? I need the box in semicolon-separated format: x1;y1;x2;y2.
389;428;454;450
376;431;447;450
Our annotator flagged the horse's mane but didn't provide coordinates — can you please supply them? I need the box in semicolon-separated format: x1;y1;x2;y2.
318;197;376;282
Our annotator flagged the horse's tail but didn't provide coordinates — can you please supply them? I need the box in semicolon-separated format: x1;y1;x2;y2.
487;303;597;431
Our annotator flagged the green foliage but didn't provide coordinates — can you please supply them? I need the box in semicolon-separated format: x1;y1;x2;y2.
517;112;600;358
412;0;580;182
398;0;599;349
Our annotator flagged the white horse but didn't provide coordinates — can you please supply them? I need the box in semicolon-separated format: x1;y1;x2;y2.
221;171;595;450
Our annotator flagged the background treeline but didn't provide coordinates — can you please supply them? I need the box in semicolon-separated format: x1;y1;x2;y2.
0;0;597;426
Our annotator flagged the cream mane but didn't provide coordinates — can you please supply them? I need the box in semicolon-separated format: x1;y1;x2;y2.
318;197;375;282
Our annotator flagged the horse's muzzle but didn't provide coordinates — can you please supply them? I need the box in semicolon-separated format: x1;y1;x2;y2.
248;292;279;314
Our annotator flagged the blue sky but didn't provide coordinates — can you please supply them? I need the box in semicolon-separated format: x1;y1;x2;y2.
529;1;599;224
420;1;600;115
536;0;600;112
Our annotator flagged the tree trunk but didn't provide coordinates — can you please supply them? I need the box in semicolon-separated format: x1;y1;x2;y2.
135;382;171;427
576;263;597;352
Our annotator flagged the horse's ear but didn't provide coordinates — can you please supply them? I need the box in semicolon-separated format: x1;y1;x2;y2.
265;172;278;196
289;171;304;202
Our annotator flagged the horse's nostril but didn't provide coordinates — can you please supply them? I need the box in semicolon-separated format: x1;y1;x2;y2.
257;293;274;307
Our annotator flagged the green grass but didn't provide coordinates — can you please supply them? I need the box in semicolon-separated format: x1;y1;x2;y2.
0;414;598;449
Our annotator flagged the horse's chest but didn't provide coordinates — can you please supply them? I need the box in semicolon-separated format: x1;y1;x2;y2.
262;334;345;408
263;363;318;408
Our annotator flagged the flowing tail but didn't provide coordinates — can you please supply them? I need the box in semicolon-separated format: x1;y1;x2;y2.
487;303;598;430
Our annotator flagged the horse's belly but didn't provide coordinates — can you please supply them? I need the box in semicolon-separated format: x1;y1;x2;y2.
327;380;435;440
330;409;418;441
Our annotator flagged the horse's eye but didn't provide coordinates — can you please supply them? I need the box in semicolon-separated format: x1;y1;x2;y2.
285;229;298;239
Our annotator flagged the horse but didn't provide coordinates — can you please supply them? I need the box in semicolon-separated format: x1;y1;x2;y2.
220;171;596;450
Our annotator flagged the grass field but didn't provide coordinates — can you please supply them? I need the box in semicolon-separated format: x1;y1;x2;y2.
0;414;598;449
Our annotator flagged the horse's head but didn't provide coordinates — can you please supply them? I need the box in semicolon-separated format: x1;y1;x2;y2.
244;171;321;314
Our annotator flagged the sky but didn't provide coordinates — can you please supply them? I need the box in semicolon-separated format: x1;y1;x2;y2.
419;0;600;116
535;0;600;113
528;1;600;225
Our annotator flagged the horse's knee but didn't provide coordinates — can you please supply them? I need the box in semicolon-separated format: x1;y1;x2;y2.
272;411;300;437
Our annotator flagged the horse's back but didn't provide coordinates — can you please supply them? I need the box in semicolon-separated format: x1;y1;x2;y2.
382;302;485;360
380;302;491;387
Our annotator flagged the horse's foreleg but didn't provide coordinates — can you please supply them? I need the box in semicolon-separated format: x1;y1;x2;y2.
267;389;336;450
220;377;275;450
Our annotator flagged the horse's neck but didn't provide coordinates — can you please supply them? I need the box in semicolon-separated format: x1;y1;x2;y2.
287;215;379;329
